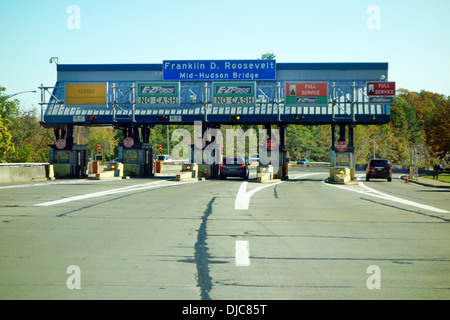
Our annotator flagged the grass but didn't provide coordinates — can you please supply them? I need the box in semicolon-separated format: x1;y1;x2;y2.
421;173;450;183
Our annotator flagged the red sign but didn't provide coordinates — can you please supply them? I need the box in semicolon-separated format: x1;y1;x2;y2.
337;141;347;152
266;139;277;150
367;82;396;96
287;82;328;97
124;137;134;148
56;139;66;150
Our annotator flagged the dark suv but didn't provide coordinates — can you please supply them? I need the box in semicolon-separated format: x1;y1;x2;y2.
366;159;392;182
220;156;249;180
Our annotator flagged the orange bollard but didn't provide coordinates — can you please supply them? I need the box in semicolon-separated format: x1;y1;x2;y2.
93;161;99;174
155;161;161;173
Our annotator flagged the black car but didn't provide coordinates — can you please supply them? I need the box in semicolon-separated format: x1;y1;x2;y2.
220;156;249;180
366;159;392;182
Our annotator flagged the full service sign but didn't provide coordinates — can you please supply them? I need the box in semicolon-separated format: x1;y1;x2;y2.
213;83;255;106
137;83;179;105
163;60;276;81
367;82;396;96
286;82;328;105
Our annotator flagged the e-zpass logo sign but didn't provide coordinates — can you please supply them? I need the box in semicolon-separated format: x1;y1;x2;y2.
214;83;254;96
137;83;179;105
138;83;178;96
213;83;255;105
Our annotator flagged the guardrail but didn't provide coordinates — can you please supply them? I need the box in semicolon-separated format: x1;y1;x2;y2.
310;162;330;167
0;163;50;167
289;162;330;167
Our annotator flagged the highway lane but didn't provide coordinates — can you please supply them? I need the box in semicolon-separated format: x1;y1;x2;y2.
208;169;449;299
0;178;207;299
0;168;449;299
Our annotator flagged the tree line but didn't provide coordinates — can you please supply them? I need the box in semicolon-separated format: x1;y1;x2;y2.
1;86;448;167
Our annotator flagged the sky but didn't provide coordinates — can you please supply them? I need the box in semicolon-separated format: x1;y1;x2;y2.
0;0;449;111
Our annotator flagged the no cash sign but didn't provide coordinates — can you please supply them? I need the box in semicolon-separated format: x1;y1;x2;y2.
214;96;254;104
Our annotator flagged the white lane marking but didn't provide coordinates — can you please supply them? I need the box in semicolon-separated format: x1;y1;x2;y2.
35;180;197;207
234;173;322;210
321;180;449;214
357;180;449;214
235;240;250;266
0;179;108;190
235;181;282;210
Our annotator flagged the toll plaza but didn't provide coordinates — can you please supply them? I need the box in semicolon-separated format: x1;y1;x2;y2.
39;61;393;181
50;127;88;178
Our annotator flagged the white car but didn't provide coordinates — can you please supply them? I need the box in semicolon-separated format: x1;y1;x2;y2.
156;155;173;163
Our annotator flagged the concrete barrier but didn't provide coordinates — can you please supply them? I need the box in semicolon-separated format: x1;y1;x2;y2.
0;163;50;184
330;167;352;184
174;171;199;182
257;165;273;181
90;170;117;180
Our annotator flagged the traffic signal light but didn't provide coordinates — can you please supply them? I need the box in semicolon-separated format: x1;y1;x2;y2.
87;115;98;122
230;115;241;122
370;114;377;121
97;144;101;154
293;114;305;122
158;144;162;154
158;115;169;121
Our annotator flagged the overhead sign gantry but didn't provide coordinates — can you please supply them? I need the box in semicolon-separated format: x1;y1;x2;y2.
40;61;392;126
39;60;394;179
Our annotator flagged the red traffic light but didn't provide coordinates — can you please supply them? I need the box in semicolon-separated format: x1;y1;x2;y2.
158;145;162;149
97;144;101;150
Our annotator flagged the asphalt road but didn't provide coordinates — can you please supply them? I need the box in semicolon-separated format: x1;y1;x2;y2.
0;167;449;300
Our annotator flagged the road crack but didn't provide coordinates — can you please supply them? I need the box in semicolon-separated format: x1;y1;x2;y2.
195;197;216;300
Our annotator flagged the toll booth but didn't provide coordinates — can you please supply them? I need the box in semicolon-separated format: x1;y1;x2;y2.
118;142;153;177
330;150;355;183
258;125;289;180
188;143;219;179
50;144;88;178
259;147;288;180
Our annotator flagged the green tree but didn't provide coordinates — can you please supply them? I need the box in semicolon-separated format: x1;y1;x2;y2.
390;96;423;147
0;86;18;162
396;89;449;163
260;53;276;60
4;108;53;163
0;86;19;119
426;98;450;159
287;126;315;161
0;115;14;162
78;126;119;160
